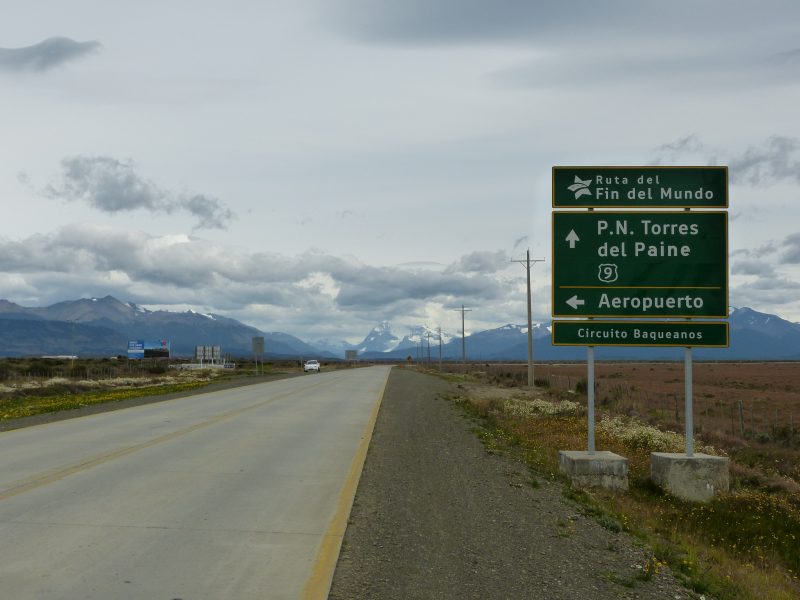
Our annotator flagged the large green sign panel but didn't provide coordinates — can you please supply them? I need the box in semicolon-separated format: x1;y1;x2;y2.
552;321;729;347
553;166;728;208
552;211;727;318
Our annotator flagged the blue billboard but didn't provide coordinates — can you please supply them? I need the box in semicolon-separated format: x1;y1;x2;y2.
127;340;170;359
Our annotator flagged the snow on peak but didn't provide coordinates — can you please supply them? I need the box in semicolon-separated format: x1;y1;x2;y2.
357;321;400;353
372;320;391;333
128;302;147;314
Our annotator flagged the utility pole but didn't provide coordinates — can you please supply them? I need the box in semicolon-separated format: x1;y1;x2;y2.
426;330;431;366
437;326;443;371
511;249;545;388
453;304;472;366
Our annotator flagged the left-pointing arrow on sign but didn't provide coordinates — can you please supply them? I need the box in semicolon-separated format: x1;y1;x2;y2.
566;295;585;310
565;229;580;248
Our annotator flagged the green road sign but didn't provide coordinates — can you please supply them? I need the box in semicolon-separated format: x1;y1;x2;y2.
553;166;728;208
552;320;729;347
552;211;727;318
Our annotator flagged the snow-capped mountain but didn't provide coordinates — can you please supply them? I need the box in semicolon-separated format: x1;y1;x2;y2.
354;322;551;360
354;321;401;354
1;298;798;360
353;309;800;361
396;325;455;349
729;306;800;337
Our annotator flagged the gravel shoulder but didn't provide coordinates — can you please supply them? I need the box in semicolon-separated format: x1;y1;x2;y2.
328;368;700;600
0;372;302;432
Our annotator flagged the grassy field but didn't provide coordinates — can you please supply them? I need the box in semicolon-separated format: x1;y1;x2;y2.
0;357;288;421
0;358;221;420
0;357;345;422
434;362;800;600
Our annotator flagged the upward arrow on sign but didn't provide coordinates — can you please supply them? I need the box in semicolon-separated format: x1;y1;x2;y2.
565;229;580;248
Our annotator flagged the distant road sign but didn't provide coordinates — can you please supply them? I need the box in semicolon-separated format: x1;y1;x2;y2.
552;211;727;318
552;321;729;347
553;166;728;208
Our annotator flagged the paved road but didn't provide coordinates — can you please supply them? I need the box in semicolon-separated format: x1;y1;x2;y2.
0;366;390;600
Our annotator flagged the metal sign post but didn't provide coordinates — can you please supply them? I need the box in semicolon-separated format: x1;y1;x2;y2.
685;347;694;457
587;346;595;454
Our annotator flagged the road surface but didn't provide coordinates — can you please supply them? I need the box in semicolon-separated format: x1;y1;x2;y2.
0;366;390;599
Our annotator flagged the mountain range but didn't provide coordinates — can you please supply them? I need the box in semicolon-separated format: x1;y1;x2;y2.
0;296;798;361
0;296;317;358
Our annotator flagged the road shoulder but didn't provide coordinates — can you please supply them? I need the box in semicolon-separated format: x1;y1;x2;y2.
328;368;700;600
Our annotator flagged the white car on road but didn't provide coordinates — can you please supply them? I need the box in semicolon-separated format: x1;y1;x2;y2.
303;360;321;373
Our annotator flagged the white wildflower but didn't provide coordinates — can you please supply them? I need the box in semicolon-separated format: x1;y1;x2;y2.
504;398;582;417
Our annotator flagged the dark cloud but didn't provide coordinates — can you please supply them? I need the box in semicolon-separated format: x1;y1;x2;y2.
729;136;800;186
732;276;800;307
731;241;778;260
781;233;800;264
327;0;578;44
650;135;705;166
648;135;800;186
731;260;776;277
769;48;800;64
45;156;235;230
0;37;100;72
728;233;800;313
327;0;750;45
182;194;235;230
445;250;508;274
512;236;528;250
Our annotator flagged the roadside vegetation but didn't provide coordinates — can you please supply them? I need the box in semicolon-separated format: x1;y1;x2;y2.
430;362;800;600
0;357;299;422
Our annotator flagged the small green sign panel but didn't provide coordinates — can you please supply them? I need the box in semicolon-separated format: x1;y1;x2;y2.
552;321;729;347
553;166;728;208
552;211;727;318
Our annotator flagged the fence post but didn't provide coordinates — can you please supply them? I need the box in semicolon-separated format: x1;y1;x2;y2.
738;399;745;438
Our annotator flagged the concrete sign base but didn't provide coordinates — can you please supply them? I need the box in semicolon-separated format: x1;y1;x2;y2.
650;452;729;502
559;450;629;492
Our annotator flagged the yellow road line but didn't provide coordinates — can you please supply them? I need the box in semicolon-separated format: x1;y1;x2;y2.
301;368;391;600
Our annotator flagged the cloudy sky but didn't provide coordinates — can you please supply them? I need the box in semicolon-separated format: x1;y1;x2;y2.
2;1;800;344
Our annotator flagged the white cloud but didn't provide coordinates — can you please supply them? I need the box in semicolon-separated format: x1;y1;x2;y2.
0;223;525;338
1;0;800;338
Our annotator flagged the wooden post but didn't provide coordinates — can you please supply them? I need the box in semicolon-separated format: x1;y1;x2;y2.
738;400;745;438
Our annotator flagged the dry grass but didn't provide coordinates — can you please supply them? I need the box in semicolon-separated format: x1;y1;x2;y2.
437;363;800;600
0;357;232;420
